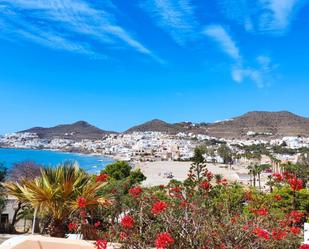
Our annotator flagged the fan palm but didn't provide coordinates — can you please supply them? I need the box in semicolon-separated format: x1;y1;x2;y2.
3;162;107;237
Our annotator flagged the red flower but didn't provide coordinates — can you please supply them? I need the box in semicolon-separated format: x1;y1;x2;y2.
288;211;304;223
68;222;78;232
272;228;287;240
155;232;174;249
283;171;293;180
253;208;268;216
274;194;282;201
170;187;181;193
253;227;270;240
243;225;249;231
272;173;283;182
119;232;127;241
205;171;214;181
152;201;168;215
129;186;142;198
94;221;101;228
219;178;228;186
180;200;189;208
199;181;211;190
290;226;301;235
96;173;108;183
120;215;134;229
300;245;309;249
288;177;303;191
80;210;87;218
77;197;87;208
95;239;107;249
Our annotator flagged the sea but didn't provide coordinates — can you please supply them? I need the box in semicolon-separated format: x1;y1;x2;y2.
0;148;114;174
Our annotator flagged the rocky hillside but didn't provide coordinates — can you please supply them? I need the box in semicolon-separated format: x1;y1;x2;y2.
20;121;116;140
205;111;309;138
126;112;309;138
125;119;185;134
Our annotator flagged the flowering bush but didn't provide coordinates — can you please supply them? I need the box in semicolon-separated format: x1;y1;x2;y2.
69;159;308;248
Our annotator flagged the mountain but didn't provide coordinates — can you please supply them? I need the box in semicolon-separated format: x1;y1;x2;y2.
126;112;309;138
125;119;185;134
20;121;116;140
205;111;309;138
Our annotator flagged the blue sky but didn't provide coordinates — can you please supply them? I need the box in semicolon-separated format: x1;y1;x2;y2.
0;0;309;134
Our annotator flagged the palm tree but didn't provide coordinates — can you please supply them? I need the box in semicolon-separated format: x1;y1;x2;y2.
3;163;107;237
248;164;258;187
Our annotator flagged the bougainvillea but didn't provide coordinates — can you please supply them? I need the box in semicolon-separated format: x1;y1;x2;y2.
77;197;87;208
120;215;135;229
68;222;78;232
128;186;142;198
288;177;303;191
96;173;108;183
155;232;174;249
71;163;308;249
151;201;168;215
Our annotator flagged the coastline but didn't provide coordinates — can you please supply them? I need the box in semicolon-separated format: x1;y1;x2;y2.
0;147;114;172
0;145;116;160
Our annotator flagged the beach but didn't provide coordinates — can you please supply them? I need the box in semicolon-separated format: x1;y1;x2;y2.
136;161;250;187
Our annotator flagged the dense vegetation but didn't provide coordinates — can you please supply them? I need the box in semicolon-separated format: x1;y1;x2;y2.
2;153;309;248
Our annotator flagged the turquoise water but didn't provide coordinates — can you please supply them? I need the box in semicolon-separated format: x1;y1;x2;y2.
0;148;113;173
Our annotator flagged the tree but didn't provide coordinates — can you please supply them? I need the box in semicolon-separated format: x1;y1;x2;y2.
5;161;42;232
283;156;309;188
101;161;146;184
9;161;42;182
0;163;7;214
189;146;207;183
3;163;107;237
296;153;309;187
102;161;132;180
217;144;233;165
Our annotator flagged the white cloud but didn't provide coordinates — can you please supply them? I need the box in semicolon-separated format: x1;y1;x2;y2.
259;0;304;33
219;0;307;34
141;0;199;45
218;0;256;32
204;25;241;61
0;0;159;61
204;24;277;87
232;55;277;88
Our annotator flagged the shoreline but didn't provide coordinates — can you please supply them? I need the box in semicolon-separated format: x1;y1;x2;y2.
0;146;116;160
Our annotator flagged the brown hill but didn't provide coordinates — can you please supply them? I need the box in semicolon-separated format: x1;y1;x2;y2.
125;119;184;134
20;121;116;140
205;111;309;138
126;112;309;138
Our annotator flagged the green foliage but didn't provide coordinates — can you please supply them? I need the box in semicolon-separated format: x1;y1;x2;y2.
272;145;297;155
0;163;7;213
102;161;132;180
283;160;309;186
217;144;233;164
101;161;146;184
0;162;7;182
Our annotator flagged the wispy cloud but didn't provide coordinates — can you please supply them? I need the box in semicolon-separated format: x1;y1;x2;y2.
0;0;159;61
232;56;277;88
218;0;307;34
141;0;199;45
204;25;241;61
258;0;305;33
218;0;256;32
204;25;277;87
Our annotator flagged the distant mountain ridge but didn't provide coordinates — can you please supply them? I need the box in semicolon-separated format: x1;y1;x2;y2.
19;111;309;140
125;111;309;138
20;121;117;140
205;111;309;138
